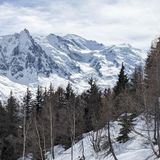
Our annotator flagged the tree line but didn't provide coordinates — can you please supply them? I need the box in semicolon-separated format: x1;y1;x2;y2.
0;38;160;160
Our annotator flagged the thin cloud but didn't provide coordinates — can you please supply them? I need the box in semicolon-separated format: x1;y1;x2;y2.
0;0;160;49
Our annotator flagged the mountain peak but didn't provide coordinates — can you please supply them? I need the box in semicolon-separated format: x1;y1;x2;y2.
19;29;34;50
20;28;30;37
24;28;30;33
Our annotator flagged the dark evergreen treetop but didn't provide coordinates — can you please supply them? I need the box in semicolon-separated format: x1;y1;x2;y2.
36;85;43;113
130;66;143;92
65;82;75;100
114;63;129;96
6;91;19;136
23;87;32;120
117;113;136;143
0;101;7;137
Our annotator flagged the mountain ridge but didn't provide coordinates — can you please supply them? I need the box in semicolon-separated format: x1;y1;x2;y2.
0;29;146;101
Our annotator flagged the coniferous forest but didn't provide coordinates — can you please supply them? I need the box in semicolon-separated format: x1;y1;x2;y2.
1;38;160;160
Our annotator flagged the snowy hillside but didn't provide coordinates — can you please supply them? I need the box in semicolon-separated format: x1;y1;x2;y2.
0;29;146;100
49;117;152;160
23;116;154;160
49;116;155;160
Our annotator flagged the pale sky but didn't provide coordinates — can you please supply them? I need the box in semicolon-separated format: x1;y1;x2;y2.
0;0;160;49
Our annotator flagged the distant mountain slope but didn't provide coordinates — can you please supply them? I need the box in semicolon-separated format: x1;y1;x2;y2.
0;29;146;101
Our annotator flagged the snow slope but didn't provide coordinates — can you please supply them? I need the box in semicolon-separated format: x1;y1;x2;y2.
21;116;156;160
46;116;155;160
0;29;146;100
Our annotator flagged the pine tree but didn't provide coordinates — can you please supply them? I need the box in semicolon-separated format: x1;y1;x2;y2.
112;64;135;143
23;88;32;120
1;138;16;160
65;82;74;100
48;83;54;98
129;66;144;112
6;91;19;136
65;83;76;159
36;86;43;113
22;88;32;160
1;92;20;160
117;113;135;143
0;101;7;137
85;78;102;131
114;63;128;96
130;67;143;91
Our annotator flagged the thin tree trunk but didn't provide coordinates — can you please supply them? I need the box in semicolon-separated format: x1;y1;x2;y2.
157;98;160;157
107;121;118;160
70;101;76;160
81;139;85;159
73;104;76;146
71;138;73;160
156;51;160;157
49;100;54;159
22;106;26;160
42;122;46;159
35;119;44;160
154;105;157;143
71;114;74;160
142;80;159;158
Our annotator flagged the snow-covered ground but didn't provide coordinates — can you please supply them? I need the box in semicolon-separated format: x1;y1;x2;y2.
33;116;157;160
18;115;159;160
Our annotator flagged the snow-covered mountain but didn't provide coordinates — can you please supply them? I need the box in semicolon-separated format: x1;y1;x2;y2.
0;29;146;100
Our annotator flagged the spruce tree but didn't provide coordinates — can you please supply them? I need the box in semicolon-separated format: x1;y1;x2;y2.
54;86;70;146
113;64;135;143
0;101;7;137
114;63;128;96
23;87;32;120
35;85;43;113
6;91;19;136
130;67;143;92
1;92;20;160
129;66;144;112
65;82;74;100
117;113;136;143
65;83;76;158
85;78;102;131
